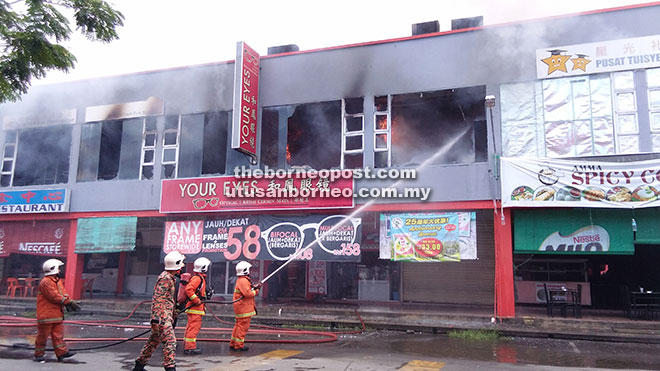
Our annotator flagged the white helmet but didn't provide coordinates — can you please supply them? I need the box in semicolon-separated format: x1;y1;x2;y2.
236;261;251;276
164;251;186;270
43;259;64;276
193;257;211;273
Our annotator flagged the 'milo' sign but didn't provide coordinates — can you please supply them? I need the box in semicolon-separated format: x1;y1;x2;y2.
231;41;260;159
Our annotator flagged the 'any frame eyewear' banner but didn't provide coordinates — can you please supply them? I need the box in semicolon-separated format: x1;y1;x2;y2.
162;214;362;262
502;157;660;208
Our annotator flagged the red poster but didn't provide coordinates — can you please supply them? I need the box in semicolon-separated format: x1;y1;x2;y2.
0;221;68;257
163;221;204;255
231;41;260;157
307;261;327;296
160;173;354;213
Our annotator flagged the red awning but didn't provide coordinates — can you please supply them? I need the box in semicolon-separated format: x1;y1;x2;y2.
0;221;68;258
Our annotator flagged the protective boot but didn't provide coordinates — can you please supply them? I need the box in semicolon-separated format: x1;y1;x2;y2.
164;367;176;371
57;351;76;362
132;360;146;371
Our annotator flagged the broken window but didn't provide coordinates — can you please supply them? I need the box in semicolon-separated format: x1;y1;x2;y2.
374;96;391;168
161;116;179;179
342;97;364;169
390;86;486;166
78;118;142;181
140;118;157;180
4;125;72;186
260;108;280;169
287;101;341;169
178;111;229;177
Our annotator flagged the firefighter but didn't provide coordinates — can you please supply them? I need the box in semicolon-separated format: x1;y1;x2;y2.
34;259;80;362
183;257;211;355
133;251;185;371
229;261;261;352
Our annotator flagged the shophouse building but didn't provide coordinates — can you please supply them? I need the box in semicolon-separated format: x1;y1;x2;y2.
1;2;658;318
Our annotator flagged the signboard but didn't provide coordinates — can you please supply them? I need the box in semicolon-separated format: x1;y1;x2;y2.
513;209;633;254
502;157;660;208
162;214;362;262
0;221;69;257
85;96;164;122
231;41;260;157
2;109;77;130
380;212;477;261
160;174;354;213
75;217;137;253
536;34;660;79
307;261;327;296
0;189;69;214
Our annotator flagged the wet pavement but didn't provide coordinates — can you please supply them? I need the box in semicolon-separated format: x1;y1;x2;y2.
2;314;660;370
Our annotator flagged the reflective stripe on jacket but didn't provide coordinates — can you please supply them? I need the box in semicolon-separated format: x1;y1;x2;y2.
185;274;206;315
233;276;259;318
36;275;71;324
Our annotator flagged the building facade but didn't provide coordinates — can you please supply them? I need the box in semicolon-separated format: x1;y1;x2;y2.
1;2;659;317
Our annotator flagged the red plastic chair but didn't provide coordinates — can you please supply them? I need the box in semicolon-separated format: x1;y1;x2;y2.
23;278;37;297
5;278;26;298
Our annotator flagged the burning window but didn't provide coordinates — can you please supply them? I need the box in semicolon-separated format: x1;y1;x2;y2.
6;125;71;186
391;86;487;166
78;118;142;181
287;101;341;169
260;108;280;169
178;111;229;177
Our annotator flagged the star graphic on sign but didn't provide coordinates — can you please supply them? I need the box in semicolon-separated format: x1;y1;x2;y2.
541;49;571;75
571;54;591;72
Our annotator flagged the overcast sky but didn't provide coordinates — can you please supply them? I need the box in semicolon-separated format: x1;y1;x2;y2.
34;0;649;85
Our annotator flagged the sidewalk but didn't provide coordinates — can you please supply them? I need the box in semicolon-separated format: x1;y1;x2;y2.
2;296;659;344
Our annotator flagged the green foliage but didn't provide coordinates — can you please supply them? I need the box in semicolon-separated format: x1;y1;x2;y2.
0;0;124;102
447;329;500;340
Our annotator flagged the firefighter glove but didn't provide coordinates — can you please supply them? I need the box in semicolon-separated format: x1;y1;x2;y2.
66;301;81;312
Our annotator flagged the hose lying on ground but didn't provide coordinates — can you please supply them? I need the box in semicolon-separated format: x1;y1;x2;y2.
0;299;364;352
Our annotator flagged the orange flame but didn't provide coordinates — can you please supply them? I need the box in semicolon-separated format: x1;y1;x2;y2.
286;143;291;163
377;115;388;130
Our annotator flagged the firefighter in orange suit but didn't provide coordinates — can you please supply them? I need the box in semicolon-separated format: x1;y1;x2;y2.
34;259;80;363
229;261;261;351
133;251;185;371
183;257;211;355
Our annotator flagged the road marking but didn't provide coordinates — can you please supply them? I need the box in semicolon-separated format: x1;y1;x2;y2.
208;349;303;371
401;359;446;370
569;341;581;353
259;349;302;358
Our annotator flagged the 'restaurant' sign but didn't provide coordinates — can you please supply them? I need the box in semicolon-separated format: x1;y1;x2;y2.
162;215;362;262
231;41;260;158
160;173;354;213
536;34;660;79
0;189;69;214
502;157;660;208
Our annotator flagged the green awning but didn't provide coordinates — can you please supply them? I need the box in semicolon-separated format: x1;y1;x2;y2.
75;216;137;253
514;209;634;255
631;208;660;244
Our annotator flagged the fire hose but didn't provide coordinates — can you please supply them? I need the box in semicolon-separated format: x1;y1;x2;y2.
0;299;365;352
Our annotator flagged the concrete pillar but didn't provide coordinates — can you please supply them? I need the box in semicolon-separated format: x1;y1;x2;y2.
64;219;84;300
494;207;515;318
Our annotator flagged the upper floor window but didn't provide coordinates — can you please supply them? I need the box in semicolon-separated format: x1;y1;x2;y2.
286;101;341;170
178;111;228;178
78;118;143;181
1;125;71;187
390;86;487;166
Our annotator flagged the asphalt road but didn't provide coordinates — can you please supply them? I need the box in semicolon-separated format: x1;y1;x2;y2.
1;321;660;370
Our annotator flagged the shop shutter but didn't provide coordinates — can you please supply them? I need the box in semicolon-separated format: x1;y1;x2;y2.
401;210;495;305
